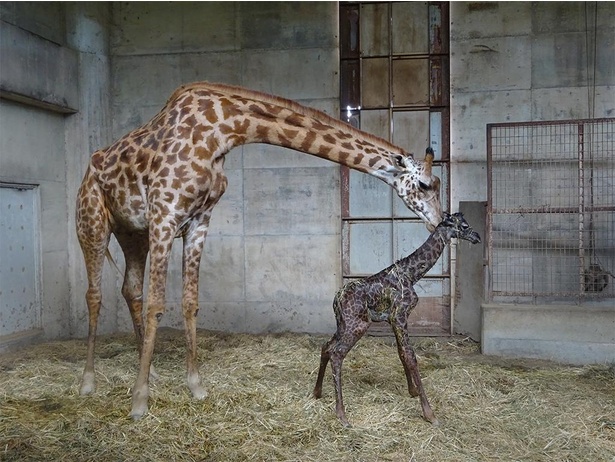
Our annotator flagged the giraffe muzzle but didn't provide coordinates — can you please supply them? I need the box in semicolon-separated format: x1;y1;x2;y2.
465;230;481;244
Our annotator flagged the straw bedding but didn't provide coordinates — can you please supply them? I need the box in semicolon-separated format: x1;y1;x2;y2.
1;328;613;461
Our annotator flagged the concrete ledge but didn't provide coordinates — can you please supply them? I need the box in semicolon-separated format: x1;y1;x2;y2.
481;303;615;365
0;21;78;112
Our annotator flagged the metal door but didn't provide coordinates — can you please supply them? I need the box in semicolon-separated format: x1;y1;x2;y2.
0;184;41;337
339;2;451;335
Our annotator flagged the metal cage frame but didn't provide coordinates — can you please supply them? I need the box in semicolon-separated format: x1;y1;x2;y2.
486;118;615;304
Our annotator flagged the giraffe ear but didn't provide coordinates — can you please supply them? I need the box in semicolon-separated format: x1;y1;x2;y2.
442;212;454;225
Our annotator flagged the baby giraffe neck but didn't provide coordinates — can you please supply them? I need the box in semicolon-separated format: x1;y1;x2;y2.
402;228;449;283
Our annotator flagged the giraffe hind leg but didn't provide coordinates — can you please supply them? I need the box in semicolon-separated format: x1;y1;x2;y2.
313;336;335;399
179;222;212;401
329;323;370;426
76;174;111;396
115;231;159;381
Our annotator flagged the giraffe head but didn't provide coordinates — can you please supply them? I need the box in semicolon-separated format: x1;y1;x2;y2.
380;148;443;231
438;212;481;244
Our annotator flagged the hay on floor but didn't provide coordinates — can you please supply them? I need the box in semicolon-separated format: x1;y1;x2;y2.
1;328;614;461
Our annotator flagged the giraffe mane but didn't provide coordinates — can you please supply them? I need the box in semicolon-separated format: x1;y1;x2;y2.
167;81;412;160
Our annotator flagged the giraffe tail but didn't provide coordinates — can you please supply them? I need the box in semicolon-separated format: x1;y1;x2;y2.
105;249;123;276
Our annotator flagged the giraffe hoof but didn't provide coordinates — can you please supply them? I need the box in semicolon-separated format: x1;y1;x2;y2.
79;372;96;396
424;415;440;427
187;373;207;400
190;385;208;400
337;414;352;428
130;386;149;420
129;404;148;420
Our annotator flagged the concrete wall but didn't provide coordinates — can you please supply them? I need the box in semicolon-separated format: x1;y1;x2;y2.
482;303;615;365
1;7;70;351
449;1;615;208
107;2;341;336
450;2;615;364
453;201;487;341
64;3;115;337
0;2;113;348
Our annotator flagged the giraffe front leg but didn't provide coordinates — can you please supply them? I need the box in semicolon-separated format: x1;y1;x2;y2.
392;323;420;397
130;235;173;420
392;323;439;426
130;310;160;420
183;294;207;401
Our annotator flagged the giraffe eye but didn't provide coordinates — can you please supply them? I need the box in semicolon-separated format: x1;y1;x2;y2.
418;180;429;190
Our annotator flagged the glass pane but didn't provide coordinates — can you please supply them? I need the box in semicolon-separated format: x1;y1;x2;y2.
430;56;448;106
348;221;393;274
340;4;360;59
362;57;389;109
392;110;429;156
348;169;392;218
360;3;389;57
340;59;360;109
430;111;443;160
361;109;390;140
392;58;429;106
392;2;428;55
413;278;445;297
429;3;448;54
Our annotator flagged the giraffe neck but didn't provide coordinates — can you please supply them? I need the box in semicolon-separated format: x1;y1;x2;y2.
166;82;415;184
398;228;448;283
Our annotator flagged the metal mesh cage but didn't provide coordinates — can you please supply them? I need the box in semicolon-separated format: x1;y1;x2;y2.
487;119;615;303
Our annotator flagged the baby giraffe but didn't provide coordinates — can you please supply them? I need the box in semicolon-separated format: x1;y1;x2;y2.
313;212;481;427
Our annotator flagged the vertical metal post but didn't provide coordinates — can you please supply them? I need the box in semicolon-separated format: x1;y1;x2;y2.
578;123;585;299
486;124;493;302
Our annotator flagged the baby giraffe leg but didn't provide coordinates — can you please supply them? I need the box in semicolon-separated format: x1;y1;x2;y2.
392;323;439;426
329;324;370;427
398;352;420;397
313;337;334;399
330;344;352;427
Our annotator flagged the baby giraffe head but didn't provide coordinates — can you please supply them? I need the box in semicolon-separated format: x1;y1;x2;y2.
438;212;481;244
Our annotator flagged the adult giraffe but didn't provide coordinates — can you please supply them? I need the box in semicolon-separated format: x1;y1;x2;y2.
75;82;443;419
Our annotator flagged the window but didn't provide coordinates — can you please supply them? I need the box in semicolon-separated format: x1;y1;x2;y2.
339;2;451;334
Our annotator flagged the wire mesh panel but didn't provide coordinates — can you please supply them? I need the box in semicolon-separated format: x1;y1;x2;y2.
487;119;615;303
